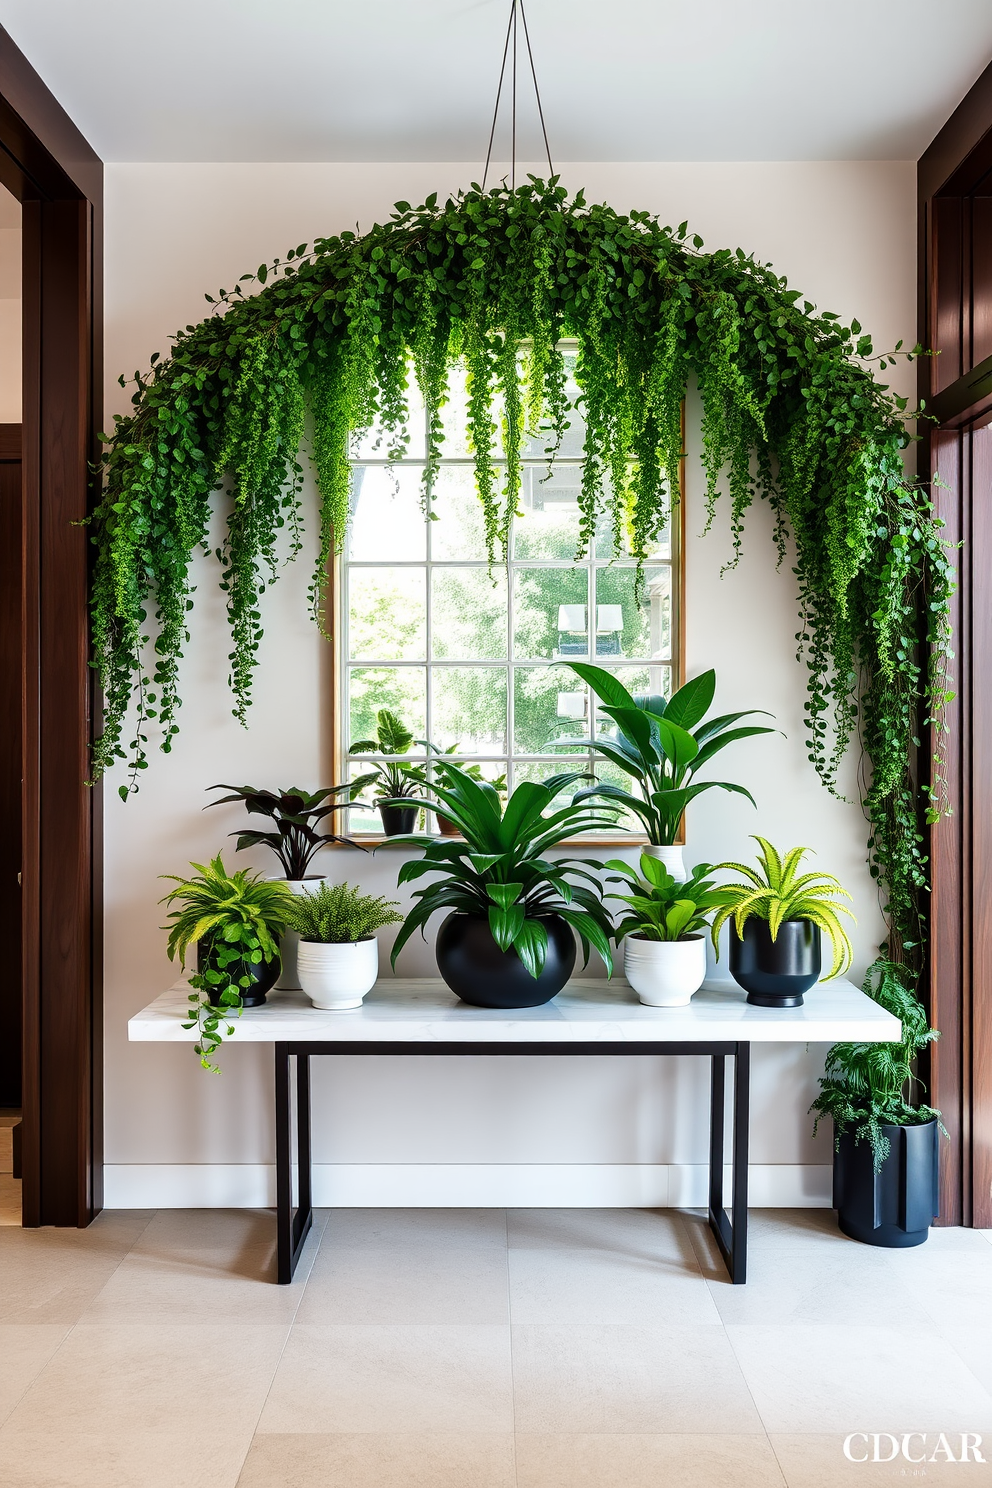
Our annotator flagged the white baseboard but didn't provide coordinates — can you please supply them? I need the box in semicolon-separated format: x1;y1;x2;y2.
103;1162;832;1210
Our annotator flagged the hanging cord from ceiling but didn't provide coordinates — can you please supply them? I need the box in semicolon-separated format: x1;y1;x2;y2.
481;0;554;191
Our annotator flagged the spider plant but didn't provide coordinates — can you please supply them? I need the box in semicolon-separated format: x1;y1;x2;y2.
605;855;729;943
388;767;620;978
205;783;366;879
711;837;856;979
553;664;774;845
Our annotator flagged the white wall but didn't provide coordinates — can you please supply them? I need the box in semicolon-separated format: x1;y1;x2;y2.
102;161;914;1208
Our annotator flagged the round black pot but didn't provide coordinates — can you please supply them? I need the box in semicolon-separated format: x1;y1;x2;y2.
833;1119;939;1248
379;804;418;836
197;941;280;1008
436;912;576;1009
729;917;821;1007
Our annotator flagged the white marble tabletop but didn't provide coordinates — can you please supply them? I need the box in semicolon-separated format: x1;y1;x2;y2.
128;976;901;1046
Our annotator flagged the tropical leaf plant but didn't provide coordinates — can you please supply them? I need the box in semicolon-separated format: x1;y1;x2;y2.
205;782;366;879
605;853;730;943
711;836;855;980
387;766;620;979
350;708;429;802
284;881;402;944
555;664;774;845
160;854;296;1071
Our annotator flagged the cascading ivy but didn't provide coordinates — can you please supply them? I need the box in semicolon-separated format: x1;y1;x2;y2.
89;177;953;990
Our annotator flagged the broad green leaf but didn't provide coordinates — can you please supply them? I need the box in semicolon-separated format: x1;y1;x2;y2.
663;669;716;730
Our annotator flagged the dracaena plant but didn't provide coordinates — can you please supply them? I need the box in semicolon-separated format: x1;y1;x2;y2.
350;708;429;802
711;837;856;979
556;664;774;845
605;854;729;943
388;767;619;979
206;783;366;879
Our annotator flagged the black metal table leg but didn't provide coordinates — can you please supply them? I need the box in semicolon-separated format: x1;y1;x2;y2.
707;1043;750;1284
275;1044;313;1284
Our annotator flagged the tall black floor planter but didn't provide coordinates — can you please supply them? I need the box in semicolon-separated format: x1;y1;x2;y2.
833;1119;939;1248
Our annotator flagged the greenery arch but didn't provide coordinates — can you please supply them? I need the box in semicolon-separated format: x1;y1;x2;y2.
90;177;952;973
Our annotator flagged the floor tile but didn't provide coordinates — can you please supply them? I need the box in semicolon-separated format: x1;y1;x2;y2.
0;1428;252;1488
511;1324;762;1434
703;1243;929;1328
508;1245;720;1326
0;1213;154;1323
256;1324;513;1434
727;1324;992;1434
507;1207;682;1255
3;1323;289;1436
941;1328;992;1396
321;1208;508;1252
236;1431;516;1487
0;1325;70;1427
131;1207;285;1258
888;1241;992;1331
515;1432;787;1487
78;1244;311;1325
770;1432;992;1485
296;1243;510;1325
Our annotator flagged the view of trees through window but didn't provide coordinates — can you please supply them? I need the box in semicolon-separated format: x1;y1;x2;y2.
341;354;678;833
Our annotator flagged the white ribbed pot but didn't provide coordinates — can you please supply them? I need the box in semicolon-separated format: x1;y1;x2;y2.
270;876;326;990
624;933;707;1007
642;844;687;883
297;937;379;1010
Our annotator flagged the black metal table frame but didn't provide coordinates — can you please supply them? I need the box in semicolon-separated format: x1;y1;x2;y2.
274;1039;751;1285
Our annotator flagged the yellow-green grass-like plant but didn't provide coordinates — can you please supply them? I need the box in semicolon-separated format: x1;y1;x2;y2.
711;837;855;980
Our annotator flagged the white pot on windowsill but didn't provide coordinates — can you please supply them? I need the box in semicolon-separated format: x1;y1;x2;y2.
641;844;687;883
297;937;379;1011
268;876;327;990
623;933;706;1007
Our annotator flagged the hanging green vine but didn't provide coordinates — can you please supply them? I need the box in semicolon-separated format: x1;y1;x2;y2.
89;177;954;980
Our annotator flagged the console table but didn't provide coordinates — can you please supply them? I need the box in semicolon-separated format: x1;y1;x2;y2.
128;977;900;1285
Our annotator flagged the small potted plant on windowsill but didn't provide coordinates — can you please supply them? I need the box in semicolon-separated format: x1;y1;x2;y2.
710;837;855;1008
554;665;774;882
285;882;402;1010
160;855;296;1071
811;961;942;1248
605;853;729;1007
349;709;428;836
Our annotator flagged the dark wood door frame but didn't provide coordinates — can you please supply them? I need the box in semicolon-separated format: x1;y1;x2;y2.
919;57;992;1228
0;26;103;1225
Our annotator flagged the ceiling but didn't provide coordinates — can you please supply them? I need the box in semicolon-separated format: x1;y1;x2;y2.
2;0;991;164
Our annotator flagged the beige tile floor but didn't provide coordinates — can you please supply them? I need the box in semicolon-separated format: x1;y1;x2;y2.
0;1207;990;1486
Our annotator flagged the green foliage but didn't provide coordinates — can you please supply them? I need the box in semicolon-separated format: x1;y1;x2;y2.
559;664;774;845
811;960;941;1169
206;782;366;878
388;765;619;978
350;708;429;801
605;853;728;943
285;881;402;944
711;836;855;980
160;854;296;1071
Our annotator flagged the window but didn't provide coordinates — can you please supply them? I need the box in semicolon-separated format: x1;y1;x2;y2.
338;352;681;836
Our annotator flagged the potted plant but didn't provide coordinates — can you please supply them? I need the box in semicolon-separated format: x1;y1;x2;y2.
284;882;402;1010
160;855;296;1071
811;961;942;1248
349;709;429;836
710;837;855;1007
206;782;368;989
388;767;619;1008
428;747;507;836
605;853;729;1007
554;664;774;881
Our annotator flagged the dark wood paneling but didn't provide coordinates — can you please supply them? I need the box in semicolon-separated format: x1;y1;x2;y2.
931;197;963;392
0;26;101;206
0;430;21;1108
919;56;992;203
972;424;992;1225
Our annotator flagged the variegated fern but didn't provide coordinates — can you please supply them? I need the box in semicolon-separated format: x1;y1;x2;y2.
711;836;855;979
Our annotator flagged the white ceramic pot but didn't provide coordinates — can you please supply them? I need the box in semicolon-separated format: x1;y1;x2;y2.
624;933;706;1007
297;937;379;1010
641;843;687;883
270;877;326;990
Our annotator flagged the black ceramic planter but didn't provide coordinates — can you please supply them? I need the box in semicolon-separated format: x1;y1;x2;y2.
833;1119;939;1248
197;941;280;1008
729;917;821;1007
379;804;418;836
436;912;576;1009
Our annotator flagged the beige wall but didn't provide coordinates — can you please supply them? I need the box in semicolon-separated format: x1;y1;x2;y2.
102;161;914;1207
0;202;20;422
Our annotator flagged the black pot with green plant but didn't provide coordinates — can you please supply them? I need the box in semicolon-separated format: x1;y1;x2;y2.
554;665;774;849
388;766;619;1009
711;838;855;1007
161;854;296;1071
350;709;429;836
811;961;942;1248
205;782;365;880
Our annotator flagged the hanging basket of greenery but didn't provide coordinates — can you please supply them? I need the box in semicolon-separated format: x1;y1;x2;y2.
89;176;953;974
